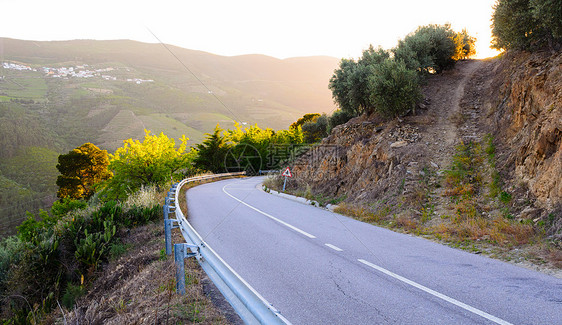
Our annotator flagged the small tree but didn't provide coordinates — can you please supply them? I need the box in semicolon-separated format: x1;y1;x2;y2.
301;114;329;143
393;24;458;74
368;59;421;117
491;0;562;51
290;113;321;129
329;46;391;115
104;130;193;198
193;125;231;173
329;110;354;131
492;0;539;50
453;29;477;60
329;58;362;115
56;143;111;200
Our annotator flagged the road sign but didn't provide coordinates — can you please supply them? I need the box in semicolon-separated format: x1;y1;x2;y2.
282;167;292;177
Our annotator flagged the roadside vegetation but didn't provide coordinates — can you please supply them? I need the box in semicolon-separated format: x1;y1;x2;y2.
268;136;560;269
1;114;307;322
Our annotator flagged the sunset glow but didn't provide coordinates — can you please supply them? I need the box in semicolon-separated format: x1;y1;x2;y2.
1;0;500;59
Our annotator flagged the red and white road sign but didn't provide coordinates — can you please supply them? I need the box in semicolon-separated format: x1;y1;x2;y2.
282;167;292;177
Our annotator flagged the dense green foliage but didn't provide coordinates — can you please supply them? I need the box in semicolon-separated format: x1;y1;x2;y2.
56;143;112;200
393;24;460;74
329;24;473;118
194;123;304;173
368;59;422;117
102;130;196;199
328;110;355;130
329;46;390;116
288;110;354;144
0;192;161;322
492;0;562;51
194;125;231;173
290;113;321;129
301;114;329;143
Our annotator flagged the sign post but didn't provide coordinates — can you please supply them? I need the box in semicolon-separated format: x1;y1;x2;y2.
281;167;292;191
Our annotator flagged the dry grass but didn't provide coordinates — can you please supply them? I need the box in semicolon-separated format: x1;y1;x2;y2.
332;137;547;270
123;185;161;210
394;215;419;232
56;222;230;324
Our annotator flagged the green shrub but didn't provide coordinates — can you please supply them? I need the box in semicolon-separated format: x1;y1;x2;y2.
492;0;562;51
393;24;458;74
302;114;329;143
118;204;160;227
368;59;422;117
328;110;354;131
16;209;58;243
329;46;390;116
109;241;131;260
0;236;23;291
51;198;88;217
329;25;471;119
499;191;512;204
61;283;86;309
74;220;116;271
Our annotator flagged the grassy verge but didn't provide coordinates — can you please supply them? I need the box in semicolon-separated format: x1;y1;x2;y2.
262;175;346;208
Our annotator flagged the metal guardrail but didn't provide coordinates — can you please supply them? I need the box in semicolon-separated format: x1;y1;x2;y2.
257;169;280;175
164;172;292;325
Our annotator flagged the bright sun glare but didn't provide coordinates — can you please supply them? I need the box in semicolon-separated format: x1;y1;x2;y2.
1;0;500;59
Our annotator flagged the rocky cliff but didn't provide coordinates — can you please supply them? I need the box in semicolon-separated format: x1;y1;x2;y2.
292;53;561;240
487;51;562;211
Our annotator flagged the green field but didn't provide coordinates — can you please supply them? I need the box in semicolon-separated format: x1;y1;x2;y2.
1;72;48;99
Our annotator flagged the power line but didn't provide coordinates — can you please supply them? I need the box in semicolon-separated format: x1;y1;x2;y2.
145;27;242;124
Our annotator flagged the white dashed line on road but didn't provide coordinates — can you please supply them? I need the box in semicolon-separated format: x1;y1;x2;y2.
325;243;343;252
223;184;317;239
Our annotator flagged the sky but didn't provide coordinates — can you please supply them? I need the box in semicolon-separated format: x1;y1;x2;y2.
1;0;500;59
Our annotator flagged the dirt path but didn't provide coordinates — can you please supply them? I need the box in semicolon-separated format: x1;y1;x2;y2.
399;60;485;197
420;59;484;167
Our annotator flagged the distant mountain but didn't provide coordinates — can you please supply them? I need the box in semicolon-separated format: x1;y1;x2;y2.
0;38;339;141
0;37;339;236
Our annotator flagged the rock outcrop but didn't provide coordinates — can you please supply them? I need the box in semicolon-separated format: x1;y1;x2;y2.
488;51;562;210
294;53;562;216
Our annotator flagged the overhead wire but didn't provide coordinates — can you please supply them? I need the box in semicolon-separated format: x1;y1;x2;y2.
145;27;243;125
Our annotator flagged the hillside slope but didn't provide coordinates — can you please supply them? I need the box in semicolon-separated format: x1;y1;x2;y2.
291;53;561;271
0;38;339;146
0;38;339;236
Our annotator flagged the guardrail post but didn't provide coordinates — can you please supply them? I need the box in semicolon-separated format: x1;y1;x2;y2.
174;243;198;295
165;219;175;255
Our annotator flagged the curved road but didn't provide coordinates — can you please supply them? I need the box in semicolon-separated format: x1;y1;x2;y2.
186;177;562;324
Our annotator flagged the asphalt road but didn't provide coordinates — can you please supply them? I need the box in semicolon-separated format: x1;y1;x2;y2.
186;177;562;325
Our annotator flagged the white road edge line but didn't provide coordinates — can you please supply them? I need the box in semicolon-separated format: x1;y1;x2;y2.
222;184;317;239
358;259;513;325
325;243;343;252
